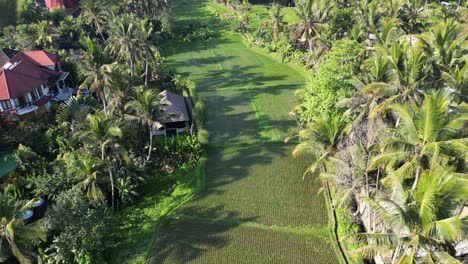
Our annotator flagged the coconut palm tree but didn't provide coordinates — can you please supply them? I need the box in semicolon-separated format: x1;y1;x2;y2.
125;87;162;164
134;0;170;18
135;18;158;86
105;65;131;119
383;0;403;19
369;90;467;191
398;0;431;34
56;96;100;125
441;64;467;102
419;18;467;72
72;154;105;202
106;13;141;83
292;0;331;52
77;114;123;209
354;0;382;37
81;0;108;41
0;193;46;264
364;39;432;122
337;55;392;143
293;115;345;179
349;166;467;263
79;37;114;115
268;3;284;44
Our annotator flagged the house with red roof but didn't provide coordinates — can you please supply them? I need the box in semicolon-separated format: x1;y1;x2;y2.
45;0;79;9
0;49;71;119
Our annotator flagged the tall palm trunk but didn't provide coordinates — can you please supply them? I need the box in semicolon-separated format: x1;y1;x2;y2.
108;166;115;211
273;23;279;44
130;56;136;86
95;21;105;42
391;243;402;264
144;54;149;86
308;38;313;53
99;90;108;116
373;167;380;232
411;167;420;190
145;125;153;164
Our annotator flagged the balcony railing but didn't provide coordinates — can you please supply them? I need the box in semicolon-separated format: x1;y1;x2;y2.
16;104;38;115
52;87;73;102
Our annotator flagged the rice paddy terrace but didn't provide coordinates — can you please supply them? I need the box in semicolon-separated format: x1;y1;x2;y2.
150;0;342;263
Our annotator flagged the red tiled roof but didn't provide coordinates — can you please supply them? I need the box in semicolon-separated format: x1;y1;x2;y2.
0;70;45;100
22;51;59;66
0;51;62;100
46;0;79;9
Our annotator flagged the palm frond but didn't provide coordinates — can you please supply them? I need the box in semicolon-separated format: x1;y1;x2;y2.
423;216;464;242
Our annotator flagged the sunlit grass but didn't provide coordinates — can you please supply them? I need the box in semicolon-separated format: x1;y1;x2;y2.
153;217;339;264
179;144;328;227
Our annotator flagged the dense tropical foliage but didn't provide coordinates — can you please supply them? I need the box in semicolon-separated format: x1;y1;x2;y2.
0;0;205;263
0;0;466;263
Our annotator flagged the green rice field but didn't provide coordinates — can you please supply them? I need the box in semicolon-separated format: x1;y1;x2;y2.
114;0;341;262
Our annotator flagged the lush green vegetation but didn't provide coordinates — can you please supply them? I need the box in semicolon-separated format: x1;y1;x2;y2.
222;0;468;262
0;0;207;263
0;0;466;262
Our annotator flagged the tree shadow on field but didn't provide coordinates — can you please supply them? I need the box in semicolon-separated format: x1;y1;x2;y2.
150;206;256;263
171;55;236;72
196;65;289;90
195;65;297;144
178;143;303;217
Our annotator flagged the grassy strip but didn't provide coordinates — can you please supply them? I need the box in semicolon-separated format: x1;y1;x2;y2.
241;37;311;82
108;157;207;263
324;182;350;264
331;187;365;264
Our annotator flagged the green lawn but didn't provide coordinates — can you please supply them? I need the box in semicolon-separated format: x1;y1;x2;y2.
111;0;341;263
205;2;301;29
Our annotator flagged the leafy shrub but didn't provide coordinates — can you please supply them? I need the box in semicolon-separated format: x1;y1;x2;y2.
330;8;354;38
172;20;216;42
153;135;203;171
0;120;51;156
44;189;113;264
296;39;361;126
26;160;76;200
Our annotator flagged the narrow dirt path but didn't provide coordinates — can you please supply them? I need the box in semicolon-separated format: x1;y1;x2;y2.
152;1;340;263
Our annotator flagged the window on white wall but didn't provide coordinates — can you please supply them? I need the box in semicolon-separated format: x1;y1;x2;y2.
0;100;13;110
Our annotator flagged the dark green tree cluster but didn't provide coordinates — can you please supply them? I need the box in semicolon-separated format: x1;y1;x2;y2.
286;0;467;263
0;0;203;263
